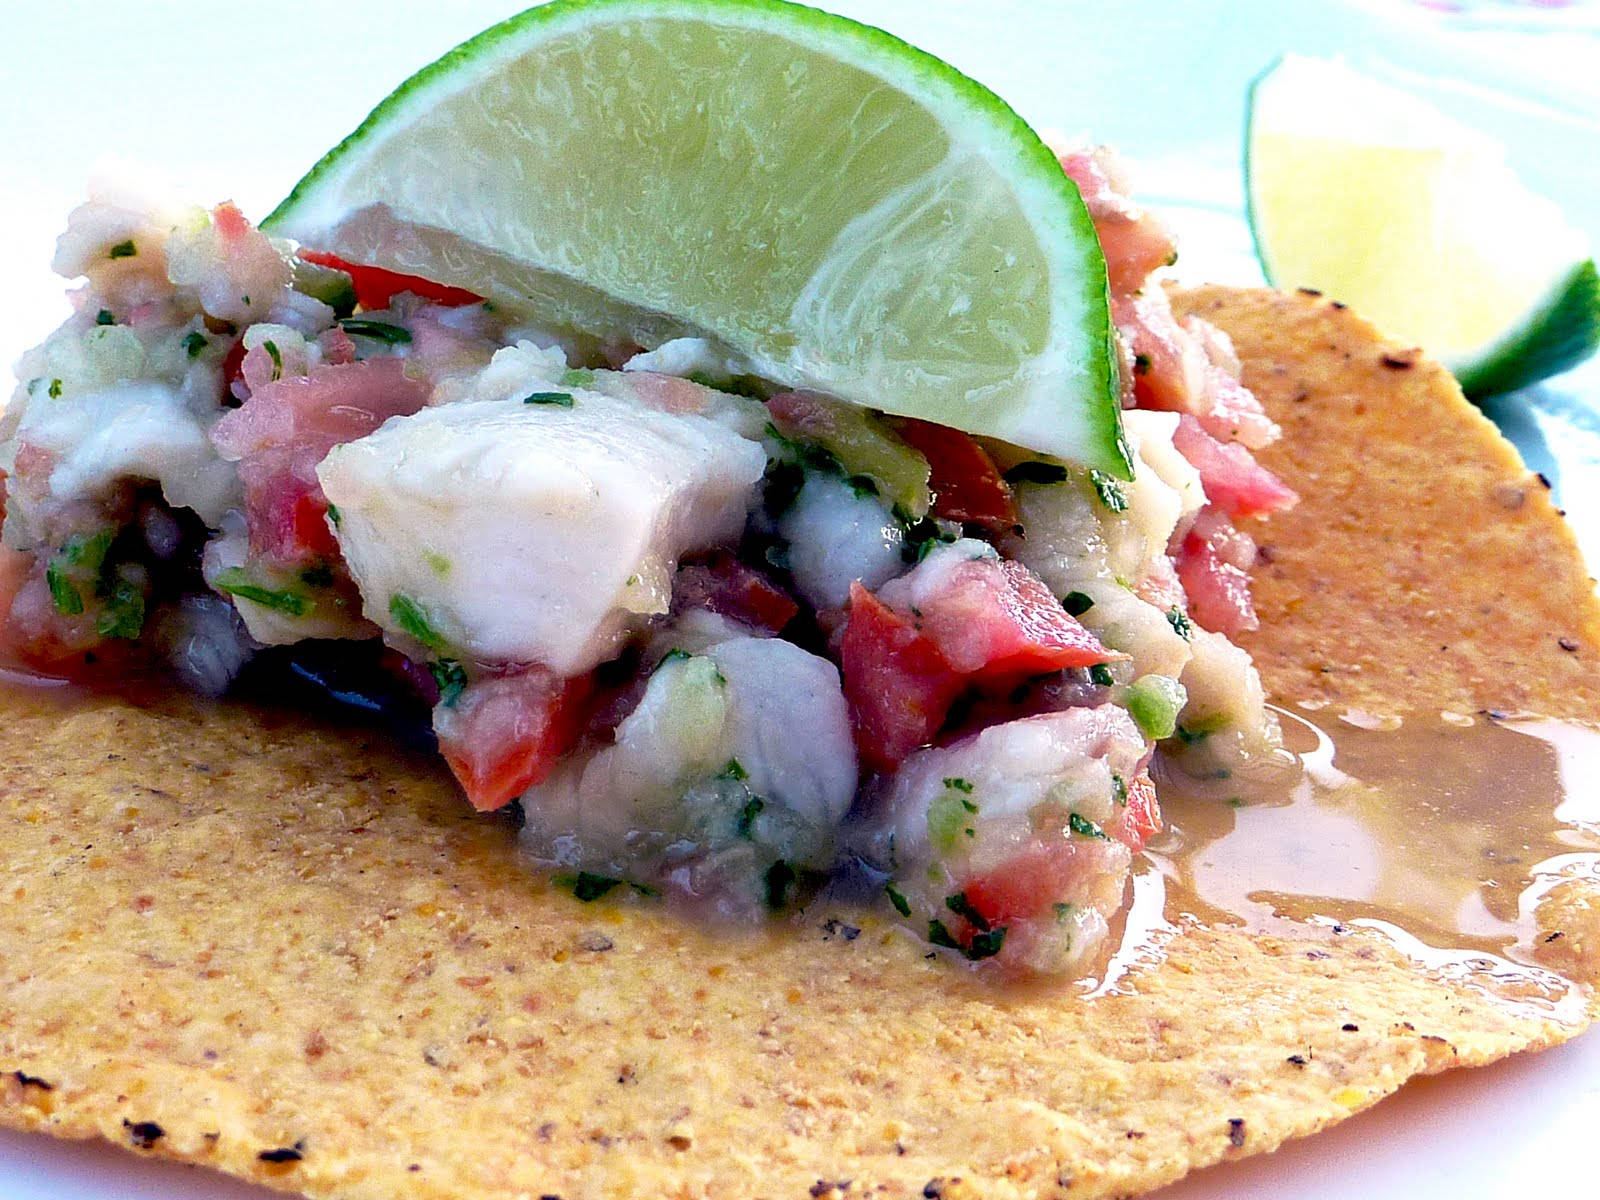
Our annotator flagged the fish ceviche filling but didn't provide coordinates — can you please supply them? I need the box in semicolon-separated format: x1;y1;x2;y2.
0;147;1297;976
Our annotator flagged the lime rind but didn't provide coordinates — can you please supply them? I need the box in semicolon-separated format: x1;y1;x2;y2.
1453;259;1600;399
265;0;1128;476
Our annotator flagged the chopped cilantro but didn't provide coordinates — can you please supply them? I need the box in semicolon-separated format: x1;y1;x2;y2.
300;564;335;588
522;391;575;407
944;890;991;932
659;648;691;664
1227;797;1246;809
1002;460;1070;486
263;339;283;382
1053;901;1075;922
107;239;137;259
95;577;145;640
1133;353;1152;375
325;503;342;527
764;860;797;910
338;317;412;345
885;883;912;917
1174;723;1210;746
182;331;208;359
902;515;957;564
47;378;63;399
94;309;115;326
720;758;749;781
559;368;595;387
1069;813;1110;841
928;918;1008;961
1089;663;1116;687
734;795;765;838
1062;591;1094;617
63;530;112;571
1090;469;1129;513
942;776;974;794
213;568;309;616
388;593;446;651
1165;606;1193;640
45;563;83;615
562;872;621;902
1112;774;1129;806
427;658;468;707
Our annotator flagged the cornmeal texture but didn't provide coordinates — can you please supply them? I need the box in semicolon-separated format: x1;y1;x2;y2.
1;288;1597;1199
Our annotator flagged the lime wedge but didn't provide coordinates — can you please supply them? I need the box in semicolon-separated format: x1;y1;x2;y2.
1246;54;1600;398
265;0;1127;474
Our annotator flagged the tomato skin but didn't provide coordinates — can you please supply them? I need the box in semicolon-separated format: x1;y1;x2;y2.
839;582;965;773
672;551;798;633
298;250;481;310
892;419;1018;535
434;668;594;812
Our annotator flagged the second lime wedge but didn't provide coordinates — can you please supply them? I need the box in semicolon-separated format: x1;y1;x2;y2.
265;0;1126;474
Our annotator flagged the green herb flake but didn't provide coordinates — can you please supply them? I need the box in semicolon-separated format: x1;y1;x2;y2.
325;503;342;527
1061;590;1095;617
944;890;992;932
338;318;412;345
213;568;310;616
660;648;691;665
559;368;595;387
427;658;468;707
1069;812;1110;841
1166;606;1193;640
94;309;115;326
721;758;749;782
522;391;575;407
1090;469;1129;513
1175;724;1210;747
45;564;83;616
846;474;879;499
1112;774;1129;806
885;883;912;917
1053;901;1075;923
388;593;446;651
63;530;113;571
182;331;209;359
942;777;974;794
95;577;145;640
563;872;621;902
928;918;1008;961
300;564;335;589
735;796;765;838
47;378;64;399
1002;460;1070;486
262;339;283;382
1133;353;1152;375
1227;797;1246;809
107;239;137;260
1090;663;1116;687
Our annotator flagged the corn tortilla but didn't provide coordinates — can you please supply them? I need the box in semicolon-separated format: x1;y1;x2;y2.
0;287;1597;1199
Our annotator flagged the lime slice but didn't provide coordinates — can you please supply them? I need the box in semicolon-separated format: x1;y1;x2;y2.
1246;54;1600;398
265;0;1127;474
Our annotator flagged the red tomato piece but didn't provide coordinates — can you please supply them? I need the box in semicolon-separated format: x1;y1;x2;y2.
839;582;966;773
908;556;1120;680
961;840;1082;928
892;418;1018;534
434;667;594;812
1058;149;1178;297
1171;414;1298;521
672;551;799;633
1175;524;1259;637
298;249;482;310
1113;769;1162;851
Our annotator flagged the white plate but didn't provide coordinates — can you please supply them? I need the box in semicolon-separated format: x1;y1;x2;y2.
3;2;1598;1197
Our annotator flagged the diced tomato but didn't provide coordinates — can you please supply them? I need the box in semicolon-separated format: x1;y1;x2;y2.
672;551;799;633
1175;522;1259;637
434;667;595;812
212;201;251;242
298;250;482;310
1058;149;1177;296
212;358;430;567
1171;414;1297;521
839;582;966;773
961;840;1083;927
220;335;247;400
906;556;1120;680
892;418;1018;535
1113;769;1162;851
